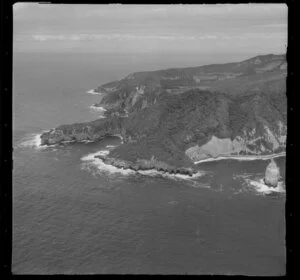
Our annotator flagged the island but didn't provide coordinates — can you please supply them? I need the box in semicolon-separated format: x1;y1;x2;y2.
40;54;287;174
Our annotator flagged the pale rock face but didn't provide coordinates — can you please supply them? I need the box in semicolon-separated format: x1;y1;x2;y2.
184;122;286;162
185;136;240;161
254;58;262;64
131;85;146;106
264;159;280;187
255;61;282;73
264;125;280;150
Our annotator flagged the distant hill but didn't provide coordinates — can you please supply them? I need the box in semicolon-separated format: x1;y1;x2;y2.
41;54;287;168
95;53;286;114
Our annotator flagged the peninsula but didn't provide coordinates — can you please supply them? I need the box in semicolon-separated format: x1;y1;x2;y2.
40;54;287;174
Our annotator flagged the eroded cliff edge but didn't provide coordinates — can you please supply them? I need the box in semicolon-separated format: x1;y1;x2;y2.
40;54;287;171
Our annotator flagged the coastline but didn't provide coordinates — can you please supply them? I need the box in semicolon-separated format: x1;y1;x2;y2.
194;152;286;164
86;89;102;95
245;178;285;194
82;150;205;180
111;134;124;144
19;131;57;150
89;104;107;113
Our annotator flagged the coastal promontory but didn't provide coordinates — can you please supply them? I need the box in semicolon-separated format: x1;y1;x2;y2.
40;54;287;171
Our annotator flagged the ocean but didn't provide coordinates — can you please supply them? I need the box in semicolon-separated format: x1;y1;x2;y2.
12;52;286;275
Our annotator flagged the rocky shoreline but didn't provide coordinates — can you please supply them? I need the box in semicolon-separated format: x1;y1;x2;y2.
40;117;124;146
40;54;286;171
95;155;197;177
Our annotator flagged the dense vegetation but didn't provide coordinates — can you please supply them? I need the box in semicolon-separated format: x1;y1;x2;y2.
41;54;287;166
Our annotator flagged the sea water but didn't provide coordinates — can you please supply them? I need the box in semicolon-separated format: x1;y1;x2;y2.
12;52;286;275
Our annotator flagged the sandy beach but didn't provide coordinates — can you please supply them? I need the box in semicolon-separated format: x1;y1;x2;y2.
194;152;286;164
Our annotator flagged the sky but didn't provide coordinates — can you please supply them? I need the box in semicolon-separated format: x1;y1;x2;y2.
13;3;287;55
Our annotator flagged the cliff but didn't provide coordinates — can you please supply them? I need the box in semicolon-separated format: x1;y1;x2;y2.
40;54;287;170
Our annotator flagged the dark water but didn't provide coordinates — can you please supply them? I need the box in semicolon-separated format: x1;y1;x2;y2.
13;52;286;275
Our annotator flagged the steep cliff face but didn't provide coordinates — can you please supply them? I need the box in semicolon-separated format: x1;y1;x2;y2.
40;54;286;168
185;121;286;162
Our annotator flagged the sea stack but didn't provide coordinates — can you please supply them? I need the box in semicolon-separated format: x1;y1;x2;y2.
264;159;280;187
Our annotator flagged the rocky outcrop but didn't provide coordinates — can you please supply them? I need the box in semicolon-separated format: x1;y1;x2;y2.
95;155;196;176
264;159;281;187
40;117;124;146
40;128;106;145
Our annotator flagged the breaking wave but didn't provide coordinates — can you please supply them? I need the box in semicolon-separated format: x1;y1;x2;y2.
81;148;206;181
244;178;285;195
86;89;102;95
89;105;107;112
106;145;117;149
18;133;55;150
234;174;285;195
89;105;107;118
81;150;135;176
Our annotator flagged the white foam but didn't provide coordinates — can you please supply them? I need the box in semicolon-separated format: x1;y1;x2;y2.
81;140;94;143
194;152;286;164
81;150;206;180
81;150;135;176
86;89;102;95
61;140;76;144
106;145;117;149
90;105;107;112
81;150;110;161
112;134;124;144
18;133;47;150
245;178;285;194
137;168;206;181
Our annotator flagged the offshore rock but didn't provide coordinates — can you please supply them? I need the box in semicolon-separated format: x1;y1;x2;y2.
264;159;280;187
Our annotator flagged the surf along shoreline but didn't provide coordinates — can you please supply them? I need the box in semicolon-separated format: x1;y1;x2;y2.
82;150;206;180
23;130;286;183
92;151;286;178
194;152;286;164
94;154;200;178
34;128;286;177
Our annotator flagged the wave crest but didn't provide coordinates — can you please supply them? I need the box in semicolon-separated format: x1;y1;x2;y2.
18;133;44;149
86;89;102;95
81;149;206;180
245;178;285;194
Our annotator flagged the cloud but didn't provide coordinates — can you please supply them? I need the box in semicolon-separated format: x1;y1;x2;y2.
30;33;200;41
29;32;286;43
14;4;286;55
32;35;67;41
